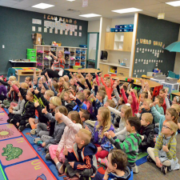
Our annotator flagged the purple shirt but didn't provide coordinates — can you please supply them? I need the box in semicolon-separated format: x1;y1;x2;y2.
0;85;7;96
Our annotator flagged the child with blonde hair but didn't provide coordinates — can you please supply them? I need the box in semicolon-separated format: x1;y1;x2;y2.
147;121;180;174
108;105;133;141
92;107;114;160
34;96;61;137
48;111;82;173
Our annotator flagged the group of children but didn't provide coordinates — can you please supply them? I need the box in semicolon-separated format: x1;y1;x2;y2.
1;68;180;180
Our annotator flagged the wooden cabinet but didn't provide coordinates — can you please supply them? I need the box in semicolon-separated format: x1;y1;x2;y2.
105;32;133;52
123;32;133;52
105;32;115;50
117;67;129;77
99;63;109;76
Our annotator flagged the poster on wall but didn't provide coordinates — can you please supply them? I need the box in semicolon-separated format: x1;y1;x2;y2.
32;26;36;31
79;26;82;30
38;27;42;32
79;32;82;37
49;28;53;33
32;19;42;25
44;28;47;33
74;32;77;36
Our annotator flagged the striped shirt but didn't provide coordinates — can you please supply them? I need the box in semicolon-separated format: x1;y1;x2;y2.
53;58;65;70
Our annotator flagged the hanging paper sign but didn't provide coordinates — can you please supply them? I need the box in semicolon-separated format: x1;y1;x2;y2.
82;0;88;7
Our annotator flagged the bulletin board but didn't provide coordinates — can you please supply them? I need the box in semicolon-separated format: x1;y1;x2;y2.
133;14;179;77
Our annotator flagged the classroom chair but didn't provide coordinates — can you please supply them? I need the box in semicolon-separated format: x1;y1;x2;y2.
152;85;163;97
6;68;16;80
170;90;179;101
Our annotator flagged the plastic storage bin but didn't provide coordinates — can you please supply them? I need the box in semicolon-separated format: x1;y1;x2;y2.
73;65;81;69
119;29;125;32
81;56;85;60
115;25;120;29
110;28;115;32
115;28;120;32
79;45;87;48
27;49;36;54
119;25;125;28
162;82;179;94
76;56;81;60
76;50;81;54
150;78;165;85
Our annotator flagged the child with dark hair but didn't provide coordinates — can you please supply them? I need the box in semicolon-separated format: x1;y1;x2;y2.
105;116;142;173
103;149;132;180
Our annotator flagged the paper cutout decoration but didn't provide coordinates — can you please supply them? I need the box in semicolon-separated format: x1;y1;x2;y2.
38;27;42;32
79;26;82;30
44;28;47;33
49;28;53;33
79;32;82;37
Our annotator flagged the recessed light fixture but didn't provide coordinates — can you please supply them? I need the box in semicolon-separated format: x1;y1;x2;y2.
112;8;142;14
67;0;76;1
32;3;54;9
79;13;101;18
166;1;180;7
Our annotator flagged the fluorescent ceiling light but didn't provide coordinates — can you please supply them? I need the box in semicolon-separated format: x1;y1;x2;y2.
166;1;180;7
67;0;76;1
79;13;101;18
112;8;142;14
32;3;54;9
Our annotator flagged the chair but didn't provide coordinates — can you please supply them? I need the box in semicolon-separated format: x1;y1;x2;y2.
152;85;163;97
170;90;179;101
7;68;16;80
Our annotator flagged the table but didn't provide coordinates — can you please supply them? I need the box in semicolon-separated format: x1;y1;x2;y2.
9;60;36;67
171;92;180;97
141;76;153;80
111;76;161;88
13;67;41;82
66;68;101;73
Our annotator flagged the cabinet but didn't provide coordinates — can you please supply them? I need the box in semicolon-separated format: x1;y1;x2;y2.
105;32;133;52
105;32;115;50
123;32;133;52
99;63;109;76
117;67;129;77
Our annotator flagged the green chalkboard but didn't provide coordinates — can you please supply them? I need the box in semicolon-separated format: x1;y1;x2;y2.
133;14;179;77
0;6;88;75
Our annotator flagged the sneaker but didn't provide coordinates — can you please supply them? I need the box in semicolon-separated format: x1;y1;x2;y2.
10;119;14;123
161;165;168;175
147;155;154;163
34;138;41;144
132;165;139;174
45;153;51;160
30;129;37;135
25;123;31;128
18;126;25;132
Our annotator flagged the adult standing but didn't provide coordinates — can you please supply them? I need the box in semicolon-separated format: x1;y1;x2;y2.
41;51;65;78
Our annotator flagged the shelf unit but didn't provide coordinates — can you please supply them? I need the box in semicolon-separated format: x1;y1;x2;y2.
34;45;87;69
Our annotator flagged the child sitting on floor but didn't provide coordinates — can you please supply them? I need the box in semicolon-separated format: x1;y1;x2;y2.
48;111;82;174
63;129;97;180
147;121;180;174
103;149;132;180
139;113;154;152
105;116;142;173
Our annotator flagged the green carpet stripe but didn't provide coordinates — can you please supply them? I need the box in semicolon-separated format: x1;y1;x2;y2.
137;152;148;160
0;164;7;180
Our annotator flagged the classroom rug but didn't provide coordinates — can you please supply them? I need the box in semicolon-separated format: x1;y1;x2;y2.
0;113;10;125
136;152;148;166
0;124;22;141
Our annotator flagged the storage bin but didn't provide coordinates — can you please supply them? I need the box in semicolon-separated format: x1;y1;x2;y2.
81;56;85;60
81;62;85;66
27;49;36;54
119;25;125;29
76;56;81;60
128;24;134;29
79;45;87;48
115;25;120;29
73;65;82;69
64;51;70;54
115;28;120;32
110;28;115;32
28;57;36;62
124;29;133;32
81;50;86;54
162;82;179;94
119;29;125;32
76;50;81;54
27;52;36;57
150;78;165;85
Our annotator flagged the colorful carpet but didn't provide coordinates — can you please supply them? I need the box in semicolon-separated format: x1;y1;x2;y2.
0;110;56;180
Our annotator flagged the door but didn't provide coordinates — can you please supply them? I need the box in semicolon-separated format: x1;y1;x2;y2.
87;32;99;68
105;32;115;50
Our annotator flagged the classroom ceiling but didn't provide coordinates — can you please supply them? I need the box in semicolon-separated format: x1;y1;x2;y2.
0;0;180;23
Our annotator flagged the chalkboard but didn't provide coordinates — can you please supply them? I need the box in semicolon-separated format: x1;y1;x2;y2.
133;14;179;77
0;6;88;75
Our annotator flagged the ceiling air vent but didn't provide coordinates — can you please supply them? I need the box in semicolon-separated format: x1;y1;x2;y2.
67;9;80;13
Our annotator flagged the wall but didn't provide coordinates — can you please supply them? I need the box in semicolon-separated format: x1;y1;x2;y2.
174;27;180;74
88;20;100;32
0;6;88;75
133;14;180;77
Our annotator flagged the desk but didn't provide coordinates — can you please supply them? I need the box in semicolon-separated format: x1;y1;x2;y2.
141;76;153;80
66;68;101;73
13;67;41;82
171;92;180;97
